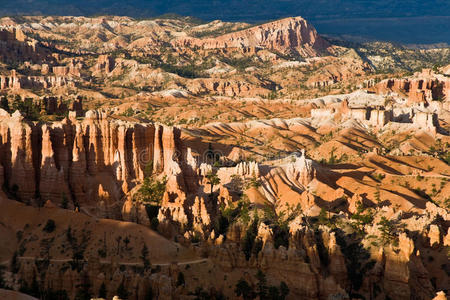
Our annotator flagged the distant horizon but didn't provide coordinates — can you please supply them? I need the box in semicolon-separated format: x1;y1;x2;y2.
2;13;450;47
1;0;449;45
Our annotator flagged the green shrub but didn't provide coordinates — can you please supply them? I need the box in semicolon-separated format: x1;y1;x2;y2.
116;280;128;299
150;217;159;231
235;278;255;299
10;251;19;273
98;282;107;298
176;272;185;287
377;217;398;246
135;176;167;205
140;244;150;270
242;218;259;260
43;219;56;233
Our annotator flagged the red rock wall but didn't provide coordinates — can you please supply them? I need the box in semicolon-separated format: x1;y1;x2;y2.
371;78;450;103
0;111;183;210
173;17;330;57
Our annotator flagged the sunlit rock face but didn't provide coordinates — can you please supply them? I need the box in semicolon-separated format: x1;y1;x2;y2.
0;110;184;216
173;17;331;57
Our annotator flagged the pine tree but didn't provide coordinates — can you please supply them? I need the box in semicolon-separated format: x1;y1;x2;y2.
205;171;220;195
61;193;68;209
255;270;268;298
98;282;107;298
10;251;19;273
0;96;9;112
140;244;150;270
377;216;397;246
235;278;255;299
116;280;128;299
176;272;185;287
74;271;91;300
279;281;289;299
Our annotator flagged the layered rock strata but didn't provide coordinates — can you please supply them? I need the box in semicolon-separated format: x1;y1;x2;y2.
0;110;184;215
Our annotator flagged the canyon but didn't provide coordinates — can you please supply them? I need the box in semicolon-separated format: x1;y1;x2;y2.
0;14;448;300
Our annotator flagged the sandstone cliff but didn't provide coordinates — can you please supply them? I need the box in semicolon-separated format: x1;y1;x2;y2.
0;110;184;216
371;77;450;104
173;17;330;57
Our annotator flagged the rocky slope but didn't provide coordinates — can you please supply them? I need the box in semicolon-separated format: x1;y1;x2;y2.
0;14;449;300
369;69;450;104
0;15;447;104
0;90;449;298
173;16;331;57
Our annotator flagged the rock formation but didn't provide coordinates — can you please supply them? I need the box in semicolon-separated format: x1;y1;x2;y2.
0;71;73;90
371;76;450;103
93;55;115;76
173;17;330;57
285;150;316;186
0;15;448;300
0;28;52;64
0;110;185;214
